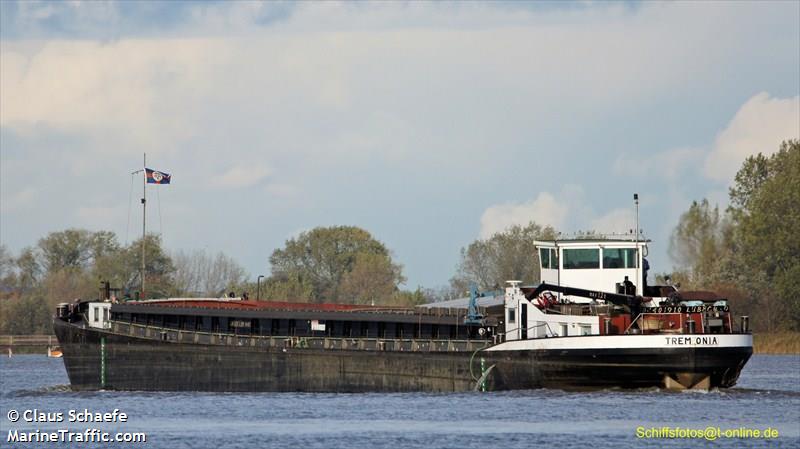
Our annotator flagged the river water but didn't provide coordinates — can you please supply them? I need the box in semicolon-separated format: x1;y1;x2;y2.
1;354;798;448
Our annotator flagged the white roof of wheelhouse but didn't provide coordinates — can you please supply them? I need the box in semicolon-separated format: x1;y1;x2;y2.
534;238;650;247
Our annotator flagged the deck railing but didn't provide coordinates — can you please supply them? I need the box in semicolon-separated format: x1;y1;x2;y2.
0;335;56;347
108;321;487;353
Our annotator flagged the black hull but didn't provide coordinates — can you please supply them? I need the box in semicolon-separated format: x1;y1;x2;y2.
54;319;751;392
492;347;751;390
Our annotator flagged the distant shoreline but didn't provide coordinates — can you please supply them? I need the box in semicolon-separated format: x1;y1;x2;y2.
753;333;800;354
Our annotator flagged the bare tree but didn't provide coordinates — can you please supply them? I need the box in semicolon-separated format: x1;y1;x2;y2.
172;249;249;297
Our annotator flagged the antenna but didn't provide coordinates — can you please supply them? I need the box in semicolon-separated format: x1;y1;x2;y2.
131;154;147;299
142;153;147;298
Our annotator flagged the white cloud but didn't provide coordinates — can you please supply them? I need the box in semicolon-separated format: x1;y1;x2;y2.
480;189;638;239
2;2;790;163
479;192;568;238
211;165;271;189
704;92;800;182
590;208;635;236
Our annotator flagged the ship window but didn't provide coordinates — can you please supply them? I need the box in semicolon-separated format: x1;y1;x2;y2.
93;307;99;321
431;324;439;339
580;325;592;336
271;319;280;336
561;324;568;337
103;308;109;321
378;322;386;338
539;248;558;269
603;248;638;269
563;249;600;269
508;308;516;324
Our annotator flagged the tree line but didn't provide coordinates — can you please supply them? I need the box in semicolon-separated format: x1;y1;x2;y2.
0;226;426;334
1;141;796;334
667;140;799;332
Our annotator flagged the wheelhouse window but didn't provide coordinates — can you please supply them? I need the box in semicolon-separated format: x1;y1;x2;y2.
539;248;558;269
508;308;516;324
602;248;638;269
563;248;600;269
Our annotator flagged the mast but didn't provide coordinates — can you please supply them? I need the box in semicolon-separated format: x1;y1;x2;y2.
141;153;146;298
634;193;639;295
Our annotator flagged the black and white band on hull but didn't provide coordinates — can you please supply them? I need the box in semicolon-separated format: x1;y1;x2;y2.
486;334;752;390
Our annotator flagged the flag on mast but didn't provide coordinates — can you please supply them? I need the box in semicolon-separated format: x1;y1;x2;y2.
145;168;171;184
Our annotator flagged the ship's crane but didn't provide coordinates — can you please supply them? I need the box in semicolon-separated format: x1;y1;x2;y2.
465;284;503;326
521;282;642;314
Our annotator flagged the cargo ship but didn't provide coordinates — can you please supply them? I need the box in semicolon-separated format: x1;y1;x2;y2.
53;237;752;392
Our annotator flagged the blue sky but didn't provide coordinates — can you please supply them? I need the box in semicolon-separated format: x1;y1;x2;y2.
1;1;798;290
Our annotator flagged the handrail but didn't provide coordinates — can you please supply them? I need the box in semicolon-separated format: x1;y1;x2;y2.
0;335;55;345
112;321;485;347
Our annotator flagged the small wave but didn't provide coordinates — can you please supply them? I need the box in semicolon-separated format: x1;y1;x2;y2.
6;384;73;397
723;387;800;397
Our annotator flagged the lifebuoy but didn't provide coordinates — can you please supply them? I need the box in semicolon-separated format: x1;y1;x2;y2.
536;292;557;309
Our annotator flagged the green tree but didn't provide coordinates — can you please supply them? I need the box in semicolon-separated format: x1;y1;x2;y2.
15;247;42;292
450;222;557;292
1;295;51;334
267;226;404;303
388;287;428;307
122;234;176;299
261;273;315;302
339;252;406;305
668;140;800;331
729;140;800;330
37;229;119;273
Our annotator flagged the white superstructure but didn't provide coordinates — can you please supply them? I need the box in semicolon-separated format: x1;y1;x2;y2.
535;239;649;300
87;302;112;329
502;281;598;341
